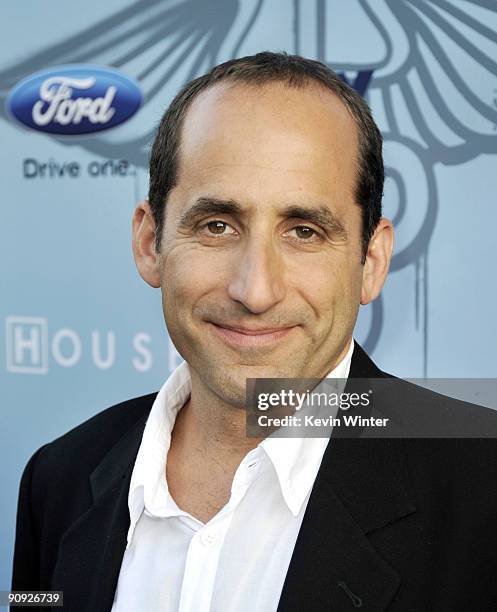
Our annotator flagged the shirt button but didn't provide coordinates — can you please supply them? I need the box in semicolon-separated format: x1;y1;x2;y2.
200;531;217;547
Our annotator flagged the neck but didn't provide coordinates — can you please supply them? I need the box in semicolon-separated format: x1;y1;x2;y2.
171;337;353;462
170;368;265;470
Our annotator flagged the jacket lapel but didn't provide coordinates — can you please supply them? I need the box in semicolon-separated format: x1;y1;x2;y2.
51;413;148;612
277;343;417;611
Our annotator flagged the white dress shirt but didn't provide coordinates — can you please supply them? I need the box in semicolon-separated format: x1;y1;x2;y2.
111;340;354;612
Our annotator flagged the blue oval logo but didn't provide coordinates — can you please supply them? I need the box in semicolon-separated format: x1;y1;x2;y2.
6;64;143;135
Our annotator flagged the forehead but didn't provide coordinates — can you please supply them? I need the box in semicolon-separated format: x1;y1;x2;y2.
173;80;359;214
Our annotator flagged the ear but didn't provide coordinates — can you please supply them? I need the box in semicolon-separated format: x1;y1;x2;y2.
132;200;161;288
361;218;394;305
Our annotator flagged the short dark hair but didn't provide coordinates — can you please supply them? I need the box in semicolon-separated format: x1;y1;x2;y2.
148;51;383;262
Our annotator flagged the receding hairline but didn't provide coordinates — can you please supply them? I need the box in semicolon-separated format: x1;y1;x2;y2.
170;77;362;207
180;76;361;136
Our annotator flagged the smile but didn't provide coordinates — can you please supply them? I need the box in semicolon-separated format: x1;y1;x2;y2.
208;322;297;347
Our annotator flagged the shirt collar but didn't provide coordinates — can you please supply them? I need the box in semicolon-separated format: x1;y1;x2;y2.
126;339;355;546
260;339;354;516
126;360;191;547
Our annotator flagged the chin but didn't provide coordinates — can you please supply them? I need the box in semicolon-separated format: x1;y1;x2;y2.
221;363;297;400
205;363;275;407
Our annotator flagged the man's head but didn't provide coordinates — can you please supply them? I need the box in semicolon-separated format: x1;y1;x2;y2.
148;52;384;262
132;51;393;407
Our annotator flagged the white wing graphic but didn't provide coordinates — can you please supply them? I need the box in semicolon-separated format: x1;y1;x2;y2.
0;0;265;165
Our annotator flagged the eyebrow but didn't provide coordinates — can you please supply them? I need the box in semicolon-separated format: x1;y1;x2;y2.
178;197;348;239
178;198;243;228
283;204;348;239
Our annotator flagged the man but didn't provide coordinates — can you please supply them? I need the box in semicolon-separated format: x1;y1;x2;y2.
11;52;497;611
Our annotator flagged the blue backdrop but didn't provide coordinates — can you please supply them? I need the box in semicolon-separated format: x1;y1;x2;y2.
2;0;497;592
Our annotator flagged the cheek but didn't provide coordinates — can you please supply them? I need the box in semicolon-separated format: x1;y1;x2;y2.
161;246;229;317
296;255;363;317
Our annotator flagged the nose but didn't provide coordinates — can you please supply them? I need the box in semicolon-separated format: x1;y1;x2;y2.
227;236;286;314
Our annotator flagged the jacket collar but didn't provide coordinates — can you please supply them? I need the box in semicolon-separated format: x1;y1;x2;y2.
52;411;150;612
277;343;416;611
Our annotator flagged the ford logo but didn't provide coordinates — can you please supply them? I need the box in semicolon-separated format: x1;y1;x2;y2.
6;64;143;135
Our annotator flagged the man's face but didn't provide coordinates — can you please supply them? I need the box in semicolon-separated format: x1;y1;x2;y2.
158;81;367;407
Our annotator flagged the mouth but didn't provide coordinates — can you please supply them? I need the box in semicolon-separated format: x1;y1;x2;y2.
207;322;298;347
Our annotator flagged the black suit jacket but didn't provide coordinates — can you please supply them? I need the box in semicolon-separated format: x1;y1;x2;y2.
11;344;497;611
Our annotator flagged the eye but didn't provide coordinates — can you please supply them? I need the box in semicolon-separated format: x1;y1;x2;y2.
201;220;237;236
287;225;321;241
